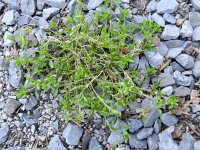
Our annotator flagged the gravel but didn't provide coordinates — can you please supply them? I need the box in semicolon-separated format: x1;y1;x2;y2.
143;108;160;128
137;127;154;140
48;135;67;150
129;134;147;149
89;137;102;150
87;0;104;10
156;0;178;14
192;104;200;113
180;21;193;38
161;113;178;126
146;0;157;12
173;71;192;86
175;86;191;97
159;73;175;87
162;86;173;96
151;13;165;27
189;12;200;28
2;10;18;25
20;0;36;16
161;25;180;40
107;131;124;145
144;51;164;68
129;118;143;133
191;0;200;10
154;119;161;134
0;126;9;144
24;96;38;111
194;141;200;150
147;134;159;150
179;132;196;150
163;13;176;24
42;8;60;19
3;99;21;116
166;47;184;58
46;0;66;8
193;61;200;78
193;26;200;41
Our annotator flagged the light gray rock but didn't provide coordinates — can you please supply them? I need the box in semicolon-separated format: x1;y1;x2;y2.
115;145;130;150
21;0;36;16
159;126;179;150
5;147;31;150
159;73;175;87
7;0;21;10
175;54;194;69
167;47;184;58
30;16;49;28
89;137;102;150
194;141;200;150
129;55;139;70
144;51;163;68
66;0;77;16
23;115;38;125
113;119;128;133
122;0;129;3
179;132;196;150
162;86;173;96
62;122;83;145
107;131;124;144
42;8;60;19
157;42;168;57
134;32;145;46
2;10;18;25
137;128;154;140
0;126;9;144
138;56;149;72
161;113;178;126
17;15;31;26
37;0;46;10
170;62;185;72
164;40;185;49
48;135;67;150
132;15;147;24
157;0;178;14
180;21;193;38
46;0;66;8
129;134;147;149
143;108;160;128
152;13;165;27
88;0;104;10
193;27;200;41
0;58;9;71
8;61;22;88
191;0;200;11
192;61;200;78
142;98;156;109
189;12;200;28
25;96;38;111
164;66;173;75
163;13;176;24
146;0;157;12
192;104;200;113
3;32;13;47
4;99;21;116
147;134;159;150
154;119;161;134
161;25;180;40
128;101;141;114
175;86;191;97
129;119;143;133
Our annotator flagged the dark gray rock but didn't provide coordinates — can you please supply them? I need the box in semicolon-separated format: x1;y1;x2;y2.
162;86;173;96
132;15;147;24
193;27;200;41
179;132;196;150
0;58;9;71
176;54;194;69
3;99;21;116
189;12;200;28
129;55;139;70
134;32;145;46
48;135;67;150
143;108;160;128
30;16;49;28
128;101;141;114
17;15;31;26
157;42;168;57
129;134;147;149
42;8;60;20
192;104;200;113
156;0;178;14
161;113;178;126
138;56;149;72
21;0;36;16
0;126;9;144
161;25;180;40
146;0;157;12
147;134;159;150
144;51;163;69
62;122;83;145
163;13;176;24
159;73;175;88
2;10;18;25
113;119;128;133
173;71;192;86
180;21;193;38
142;98;156;109
159;126;179;150
25;96;38;111
191;0;200;10
164;40;185;49
46;0;66;8
88;0;104;10
166;47;184;58
152;13;165;27
129;119;143;133
107;131;124;144
137;128;154;140
175;86;191;97
23;115;38;125
89;137;102;150
170;62;185;72
193;61;200;78
154;119;161;134
194;141;200;150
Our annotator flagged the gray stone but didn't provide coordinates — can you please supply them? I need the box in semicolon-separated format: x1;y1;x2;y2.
192;104;200;113
23;115;38;125
6;147;31;150
170;62;185;72
88;0;104;10
156;0;178;14
8;0;21;10
0;126;9;144
157;42;168;57
113;119;127;133
194;141;200;150
21;0;36;16
2;10;18;25
62;122;83;145
121;0;129;3
48;135;67;150
129;55;139;70
164;66;173;75
147;134;159;150
17;15;31;26
162;86;173;96
0;58;9;71
37;0;46;10
163;13;176;24
46;0;65;8
193;27;200;41
161;113;178;126
66;0;77;16
180;21;193;38
193;61;200;78
192;0;200;10
30;16;49;28
175;86;191;97
161;25;180;40
107;131;124;144
175;54;194;69
144;51;163;68
128;101;141;114
19;48;37;58
129;119;143;133
42;8;60;20
146;0;157;12
138;56;149;72
159;126;179;150
142;98;156;109
152;13;165;27
3;32;13;47
137;128;154;140
129;134;147;149
25;96;38;111
189;12;200;28
134;32;145;46
154;119;161;134
179;132;196;150
159;73;175;88
167;47;184;58
3;99;21;116
143;108;160;128
115;145;130;150
132;15;147;24
89;137;102;150
164;40;185;49
8;61;22;88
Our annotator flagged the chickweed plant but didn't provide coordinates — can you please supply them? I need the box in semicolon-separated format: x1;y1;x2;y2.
14;1;178;121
